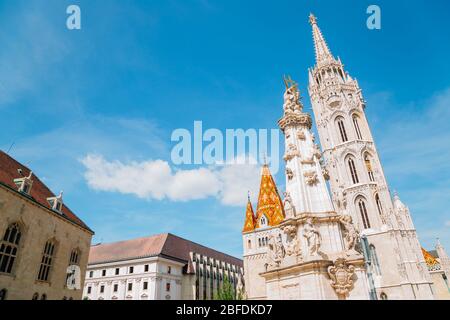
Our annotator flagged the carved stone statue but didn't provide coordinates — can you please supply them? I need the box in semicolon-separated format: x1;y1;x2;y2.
283;225;302;258
286;168;294;181
303;218;321;257
304;170;319;186
283;192;296;219
266;233;285;269
339;215;359;253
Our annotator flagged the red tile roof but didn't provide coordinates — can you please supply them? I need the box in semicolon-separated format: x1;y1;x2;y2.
0;150;92;233
88;233;243;273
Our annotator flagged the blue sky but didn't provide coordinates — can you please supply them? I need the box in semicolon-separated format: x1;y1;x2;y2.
0;0;449;257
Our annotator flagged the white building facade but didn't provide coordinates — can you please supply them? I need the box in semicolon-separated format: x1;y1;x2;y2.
83;233;244;300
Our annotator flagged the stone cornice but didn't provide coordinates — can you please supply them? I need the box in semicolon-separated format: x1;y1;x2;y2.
278;112;312;132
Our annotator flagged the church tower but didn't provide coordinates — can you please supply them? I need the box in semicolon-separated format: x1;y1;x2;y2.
307;14;435;299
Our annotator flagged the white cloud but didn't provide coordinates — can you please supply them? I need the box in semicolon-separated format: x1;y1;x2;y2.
81;154;261;206
446;221;450;228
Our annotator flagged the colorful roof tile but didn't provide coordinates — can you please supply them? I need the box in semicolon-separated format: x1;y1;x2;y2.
255;165;285;228
242;198;256;233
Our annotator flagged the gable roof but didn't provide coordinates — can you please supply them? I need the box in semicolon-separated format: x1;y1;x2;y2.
0;150;92;233
88;233;243;273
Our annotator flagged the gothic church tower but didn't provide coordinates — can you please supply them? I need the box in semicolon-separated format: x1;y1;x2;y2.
307;14;434;299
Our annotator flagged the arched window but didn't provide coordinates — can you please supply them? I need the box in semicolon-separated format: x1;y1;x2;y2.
37;240;56;282
370;245;382;275
353;115;363;140
364;155;375;182
69;249;80;265
380;292;388;300
0;223;22;274
336;118;348;143
358;199;371;229
348;158;359;184
260;215;267;228
247;240;252;249
32;293;39;300
375;194;383;217
0;289;7;300
258;238;262;247
41;294;47;300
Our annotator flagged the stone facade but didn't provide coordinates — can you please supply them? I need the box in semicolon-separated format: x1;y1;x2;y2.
0;151;93;300
422;241;450;300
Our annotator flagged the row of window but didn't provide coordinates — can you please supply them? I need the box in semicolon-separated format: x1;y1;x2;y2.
88;280;171;295
336;115;364;144
0;223;81;283
89;265;171;278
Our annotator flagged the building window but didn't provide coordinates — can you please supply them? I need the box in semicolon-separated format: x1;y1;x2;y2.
32;293;39;300
100;285;105;293
115;268;120;275
337;118;348;143
102;270;106;277
37;240;56;282
114;284;118;292
143;282;148;290
369;245;382;276
364;155;375;182
41;294;47;300
168;266;172;274
0;289;7;300
128;283;133;291
348;158;359;184
129;266;134;274
358;199;371;229
89;271;93;278
260;215;267;228
380;292;388;300
69;249;80;265
375;194;383;217
247;240;252;249
87;287;92;294
166;282;171;292
144;265;149;272
353;115;363;140
0;223;22;274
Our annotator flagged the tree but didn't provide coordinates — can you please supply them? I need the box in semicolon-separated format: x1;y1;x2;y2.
214;276;244;300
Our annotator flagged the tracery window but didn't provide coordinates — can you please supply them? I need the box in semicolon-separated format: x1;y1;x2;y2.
348;158;359;184
0;223;22;274
336;118;348;143
365;155;375;182
353;115;363;140
358;199;371;229
375;194;383;217
370;245;382;275
37;240;56;282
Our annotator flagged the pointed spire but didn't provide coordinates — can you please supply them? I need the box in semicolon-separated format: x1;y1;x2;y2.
309;13;335;66
255;164;285;228
243;194;256;233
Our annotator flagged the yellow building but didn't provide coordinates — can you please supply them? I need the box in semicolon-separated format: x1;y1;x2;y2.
0;151;93;300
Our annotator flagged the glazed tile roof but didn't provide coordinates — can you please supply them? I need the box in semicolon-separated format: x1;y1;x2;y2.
88;233;243;273
242;198;256;232
255;165;285;228
422;248;441;271
0;150;92;232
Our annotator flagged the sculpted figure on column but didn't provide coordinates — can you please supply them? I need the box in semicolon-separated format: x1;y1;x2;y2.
283;192;296;219
266;233;286;269
339;215;359;254
303;218;321;257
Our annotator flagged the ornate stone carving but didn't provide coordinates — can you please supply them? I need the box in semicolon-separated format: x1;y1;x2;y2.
338;215;359;254
304;170;319;186
327;258;355;296
266;233;286;270
283;192;296;219
297;131;306;140
322;167;330;180
283;225;302;259
286;168;294;181
303;218;321;257
284;144;300;161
